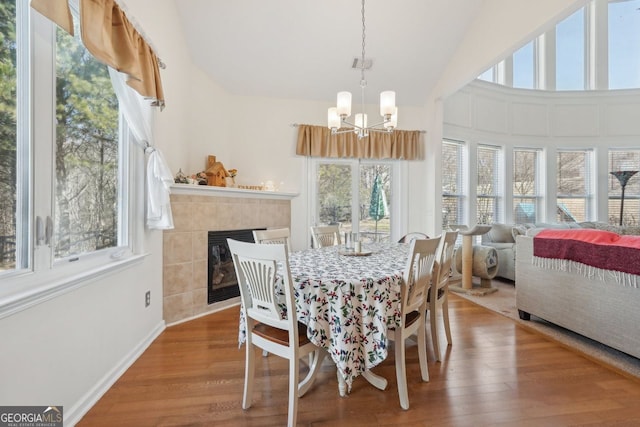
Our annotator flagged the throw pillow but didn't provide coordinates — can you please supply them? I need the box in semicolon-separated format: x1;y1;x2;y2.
511;224;528;241
488;223;515;243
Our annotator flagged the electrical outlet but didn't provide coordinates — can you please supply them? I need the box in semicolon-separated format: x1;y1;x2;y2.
145;291;151;307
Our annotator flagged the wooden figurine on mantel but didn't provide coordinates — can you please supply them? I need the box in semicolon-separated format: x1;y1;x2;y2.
205;155;230;186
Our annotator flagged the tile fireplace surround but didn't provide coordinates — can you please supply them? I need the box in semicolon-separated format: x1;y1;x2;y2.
163;184;295;324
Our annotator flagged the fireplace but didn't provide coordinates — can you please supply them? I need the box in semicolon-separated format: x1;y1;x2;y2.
207;228;265;304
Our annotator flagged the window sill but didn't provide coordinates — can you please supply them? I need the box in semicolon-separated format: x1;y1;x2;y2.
0;253;148;320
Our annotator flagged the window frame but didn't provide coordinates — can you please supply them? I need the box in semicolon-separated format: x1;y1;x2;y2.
0;7;144;319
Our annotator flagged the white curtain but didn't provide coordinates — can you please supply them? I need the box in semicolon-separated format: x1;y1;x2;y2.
108;68;174;230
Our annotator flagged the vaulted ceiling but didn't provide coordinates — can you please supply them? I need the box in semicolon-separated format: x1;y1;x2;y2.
174;0;487;107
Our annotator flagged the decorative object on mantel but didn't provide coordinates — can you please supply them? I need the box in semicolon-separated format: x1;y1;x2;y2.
327;0;397;139
191;171;208;185
238;185;265;191
174;168;189;184
226;169;238;187
610;170;639;225
205;155;230;187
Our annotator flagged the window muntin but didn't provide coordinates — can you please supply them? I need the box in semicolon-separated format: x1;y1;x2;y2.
442;140;466;229
608;150;640;225
556;7;585;90
477;145;502;224
556;150;592;222
609;0;640;89
513;148;541;224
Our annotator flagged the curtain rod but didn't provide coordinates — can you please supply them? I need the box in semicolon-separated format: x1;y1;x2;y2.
290;123;426;133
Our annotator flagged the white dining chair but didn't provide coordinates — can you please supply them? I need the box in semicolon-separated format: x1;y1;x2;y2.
397;232;429;244
388;236;440;410
429;230;459;361
310;225;341;248
227;239;325;427
253;227;291;251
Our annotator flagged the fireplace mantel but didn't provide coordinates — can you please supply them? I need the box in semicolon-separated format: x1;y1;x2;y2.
163;185;295;325
171;183;298;200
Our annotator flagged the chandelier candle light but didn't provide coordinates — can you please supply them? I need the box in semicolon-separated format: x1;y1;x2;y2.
327;0;397;139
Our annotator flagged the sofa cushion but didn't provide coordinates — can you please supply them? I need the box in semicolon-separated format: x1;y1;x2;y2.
511;224;528;241
488;242;516;250
488;223;515;243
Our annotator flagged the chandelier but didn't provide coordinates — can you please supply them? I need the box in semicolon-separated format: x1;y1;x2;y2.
327;0;397;139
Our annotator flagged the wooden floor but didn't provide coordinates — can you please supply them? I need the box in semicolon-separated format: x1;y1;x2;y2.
78;295;640;426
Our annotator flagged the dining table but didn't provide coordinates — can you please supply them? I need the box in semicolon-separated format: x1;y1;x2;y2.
237;240;410;395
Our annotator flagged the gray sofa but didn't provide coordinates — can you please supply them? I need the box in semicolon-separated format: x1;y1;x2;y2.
516;235;640;360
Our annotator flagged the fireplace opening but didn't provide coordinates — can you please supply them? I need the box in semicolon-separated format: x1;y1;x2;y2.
208;228;265;304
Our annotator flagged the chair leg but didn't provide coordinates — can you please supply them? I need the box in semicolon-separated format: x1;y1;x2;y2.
394;331;409;410
243;341;256;409
417;323;429;382
430;300;441;362
287;356;300;427
443;296;452;346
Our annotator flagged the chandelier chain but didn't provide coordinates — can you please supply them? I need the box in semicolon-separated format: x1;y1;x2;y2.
361;0;366;85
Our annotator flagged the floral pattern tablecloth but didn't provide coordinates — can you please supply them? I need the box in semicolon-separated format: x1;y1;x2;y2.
238;241;409;391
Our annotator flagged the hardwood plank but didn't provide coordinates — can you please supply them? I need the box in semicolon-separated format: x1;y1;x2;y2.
77;295;640;426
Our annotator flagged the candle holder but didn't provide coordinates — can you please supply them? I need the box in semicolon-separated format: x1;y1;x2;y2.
610;170;639;226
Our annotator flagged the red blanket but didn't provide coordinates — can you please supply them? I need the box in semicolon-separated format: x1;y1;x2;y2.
533;229;640;276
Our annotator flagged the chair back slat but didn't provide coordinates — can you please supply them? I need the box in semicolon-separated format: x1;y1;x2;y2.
402;237;440;315
433;231;458;292
253;228;291;251
228;239;295;331
310;225;341;248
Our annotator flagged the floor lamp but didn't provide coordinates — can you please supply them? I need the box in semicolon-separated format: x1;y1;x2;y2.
610;170;639;226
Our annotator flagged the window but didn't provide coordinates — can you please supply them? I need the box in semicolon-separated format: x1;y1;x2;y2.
609;0;640;89
478;67;495;83
608;150;640;225
556;7;585;90
54;23;122;260
476;144;502;224
513;41;535;89
513;148;541;224
556;150;592;222
315;160;393;244
1;5;138;305
476;1;640;91
441;140;466;229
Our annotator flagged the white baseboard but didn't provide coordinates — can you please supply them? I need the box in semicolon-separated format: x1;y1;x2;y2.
63;320;166;426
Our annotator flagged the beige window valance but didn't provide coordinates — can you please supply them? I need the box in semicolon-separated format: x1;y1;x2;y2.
295;124;423;160
30;0;165;108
